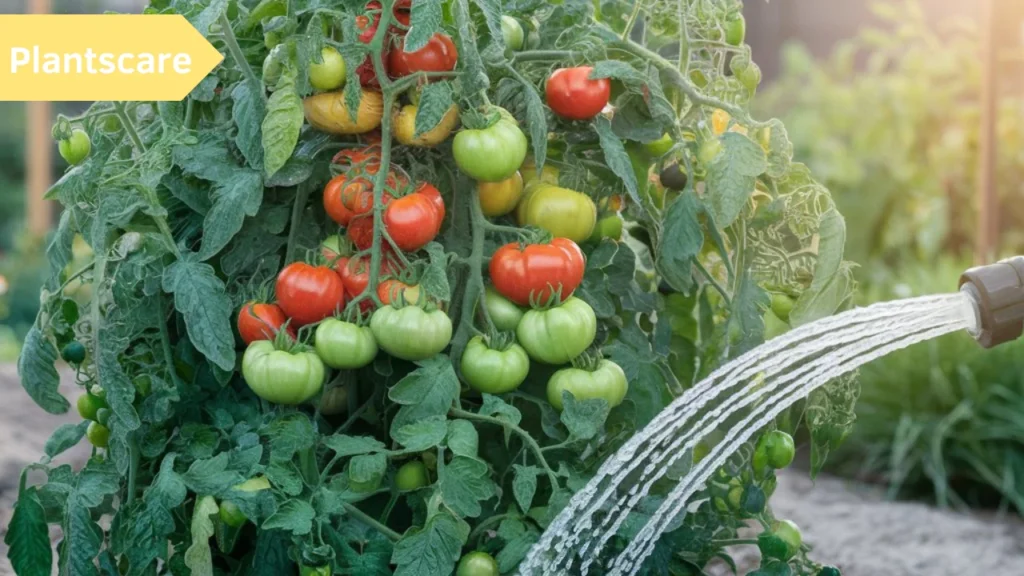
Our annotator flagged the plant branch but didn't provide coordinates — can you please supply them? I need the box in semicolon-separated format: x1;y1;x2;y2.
341;501;402;542
286;180;312;265
450;408;559;487
621;0;643;40
512;50;583;63
219;13;265;102
113;102;145;154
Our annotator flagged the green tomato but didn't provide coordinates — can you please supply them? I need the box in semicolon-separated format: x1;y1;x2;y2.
395;460;430;491
461;336;530;394
483;287;524;331
58;129;91;165
730;53;762;93
62;340;86;364
319;385;349;416
589;214;623;243
724;12;746;46
817;566;841;576
309;47;346;91
754;430;796;470
101;114;121;133
453;112;528;182
299;565;331;576
95;408;111;427
314;319;378;369
773;519;803;558
76;392;107;421
644;133;674;157
241;341;325;405
547;359;627;411
456;552;499;576
517;297;597;365
501;15;524;50
87;422;110;448
770;293;794;323
515;183;597;243
218;500;247;527
370;305;453;361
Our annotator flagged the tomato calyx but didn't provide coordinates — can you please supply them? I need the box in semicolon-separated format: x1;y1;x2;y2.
479;329;518;353
569;348;604;372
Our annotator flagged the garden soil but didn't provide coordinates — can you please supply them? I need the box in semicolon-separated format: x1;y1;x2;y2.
2;364;1024;576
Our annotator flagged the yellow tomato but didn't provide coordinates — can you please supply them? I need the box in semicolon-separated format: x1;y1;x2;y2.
711;109;730;136
392;104;459;146
478;171;524;217
303;89;384;135
520;160;560;186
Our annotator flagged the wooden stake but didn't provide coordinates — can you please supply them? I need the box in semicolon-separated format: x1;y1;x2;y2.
976;0;998;264
26;0;52;239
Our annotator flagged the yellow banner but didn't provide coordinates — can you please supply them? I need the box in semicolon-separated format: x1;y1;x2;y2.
0;15;224;102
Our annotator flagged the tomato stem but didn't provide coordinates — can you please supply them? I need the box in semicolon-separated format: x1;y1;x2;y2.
126;435;140;506
219;13;265;103
113;101;146;154
285;180;313;265
450;408;559;487
341;501;402;542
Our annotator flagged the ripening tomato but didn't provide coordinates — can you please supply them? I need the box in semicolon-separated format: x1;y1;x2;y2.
242;341;325;405
338;255;396;302
489;238;586;307
711;109;730;136
304;89;385;135
384;183;445;251
238;301;295;344
324;175;356;226
517;297;597;364
545;66;611;121
388;33;458;78
516;183;597;243
377;279;422;306
546;359;628;411
392;104;459;146
477;171;524;217
276;263;347;326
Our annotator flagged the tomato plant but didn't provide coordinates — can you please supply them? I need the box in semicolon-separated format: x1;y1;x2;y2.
13;2;855;576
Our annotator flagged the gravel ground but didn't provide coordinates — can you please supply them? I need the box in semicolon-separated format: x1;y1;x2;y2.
3;365;1024;575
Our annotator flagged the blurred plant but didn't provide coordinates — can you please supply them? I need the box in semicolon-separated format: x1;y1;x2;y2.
826;255;1024;513
757;0;1024;270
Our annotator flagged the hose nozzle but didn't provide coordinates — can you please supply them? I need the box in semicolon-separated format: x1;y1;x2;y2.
960;256;1024;348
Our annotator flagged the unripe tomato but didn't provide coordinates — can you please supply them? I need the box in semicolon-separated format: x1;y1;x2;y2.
276;263;347;327
76;392;107;421
516;183;597;243
724;12;746;46
770;293;794;323
395;460;430;491
774;519;803;558
392;104;459;146
456;552;499;576
370;304;453;361
87;422;110;448
501;15;524;50
517;297;597;365
95;408;111;427
547;359;627;411
299;565;331;576
453;112;528;182
545;66;611;121
219;501;248;527
483;287;524;332
242;341;325;405
477;171;524;217
314;319;378;369
238;302;295;344
589;215;623;242
520;162;559;187
62;341;87;365
659;163;688;191
754;430;796;470
58;129;91;165
309;47;346;91
644;133;674;157
461;336;530;394
699;138;723;165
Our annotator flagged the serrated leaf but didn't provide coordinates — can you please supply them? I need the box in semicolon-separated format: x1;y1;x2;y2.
419;242;451;301
478;394;521;427
349;453;387;487
5;489;52;576
560;392;610;440
728;272;770;357
438;456;497;517
415;81;453;137
44;421;89;459
512;465;540;512
595;117;639;204
232;82;265;170
762;118;793;178
393;416;448;451
391;513;469;576
60;502;102;576
495;518;538;572
405;0;443;52
266;413;316;461
590;60;646;86
323;434;387;458
184;496;219;576
262;500;316;536
451;0;489;96
162;259;235;372
657;191;703;293
262;73;304;178
18;325;68;414
521;77;548;170
182;453;244;496
472;0;505;51
388;356;460;436
704;132;768;228
445;420;478;458
198;168;263;260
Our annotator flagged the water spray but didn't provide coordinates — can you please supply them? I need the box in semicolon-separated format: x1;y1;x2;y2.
960;256;1024;347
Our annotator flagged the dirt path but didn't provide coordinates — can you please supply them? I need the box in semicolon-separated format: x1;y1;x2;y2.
3;364;1024;575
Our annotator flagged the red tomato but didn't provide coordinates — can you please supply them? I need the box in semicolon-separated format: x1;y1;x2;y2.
276;263;347;326
237;302;295;344
384;183;445;252
545;66;611;121
489;238;586;306
388;34;458;78
355;1;410;86
377;279;422;305
324;175;356;226
346;214;377;251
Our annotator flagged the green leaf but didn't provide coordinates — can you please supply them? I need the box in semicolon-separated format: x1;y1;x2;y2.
595;116;639;204
45;210;74;290
512;465;540;512
419;242;452;301
244;0;287;31
184;496;219;576
472;0;505;51
495;517;539;572
589;60;647;86
262;73;304;178
266;461;304;496
560;392;610;440
438;456;497;517
478;394;522;427
74;459;122;509
393;416;448;451
762;118;793;179
60;502;102;576
391;513;469;576
445;420;478;458
388;355;460;437
349;453;387;488
657;191;703;293
521;77;548;170
190;0;228;36
415;81;453;138
232;81;265;170
198;168;263;260
5;489;52;576
704;132;768;227
44;421;89;459
18;326;68;414
262;500;316;536
162;259;236;372
323;434;387;458
266;413;316;461
405;0;443;53
451;0;489;96
182;453;244;496
728;272;771;357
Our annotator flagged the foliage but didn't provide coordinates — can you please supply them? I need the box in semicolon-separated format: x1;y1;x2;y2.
757;0;1024;270
8;1;854;575
826;256;1024;514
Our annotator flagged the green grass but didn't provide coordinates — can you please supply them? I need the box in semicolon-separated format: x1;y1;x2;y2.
828;255;1024;513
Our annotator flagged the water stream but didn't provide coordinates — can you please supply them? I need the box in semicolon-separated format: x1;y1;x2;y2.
520;292;980;575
